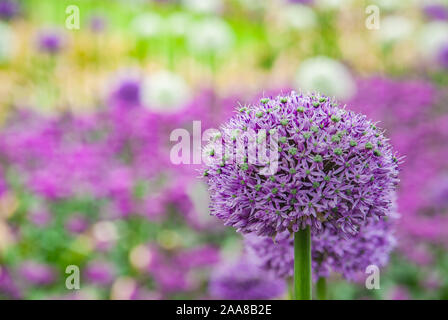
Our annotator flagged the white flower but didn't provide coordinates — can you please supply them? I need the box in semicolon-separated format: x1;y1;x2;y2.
378;16;414;44
182;0;222;14
315;0;353;10
131;13;164;38
295;56;356;101
186;17;234;55
141;71;192;112
166;12;191;37
281;4;317;31
417;21;448;61
0;22;14;63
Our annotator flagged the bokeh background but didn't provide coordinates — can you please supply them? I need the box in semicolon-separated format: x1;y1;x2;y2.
0;0;447;300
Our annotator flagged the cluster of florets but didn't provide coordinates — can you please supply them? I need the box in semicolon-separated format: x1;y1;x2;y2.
245;217;397;281
203;91;400;237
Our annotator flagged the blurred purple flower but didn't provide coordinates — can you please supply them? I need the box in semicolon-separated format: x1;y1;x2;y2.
0;0;19;20
89;15;107;33
85;261;116;285
19;261;55;286
108;77;141;108
0;267;21;299
175;246;220;269
246;217;397;281
29;209;52;227
438;44;448;69
209;258;286;300
423;4;448;21
37;29;65;54
65;215;89;233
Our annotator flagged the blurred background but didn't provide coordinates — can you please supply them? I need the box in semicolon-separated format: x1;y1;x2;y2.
0;0;447;300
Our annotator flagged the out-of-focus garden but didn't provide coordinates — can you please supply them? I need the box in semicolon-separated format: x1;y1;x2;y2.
0;0;447;300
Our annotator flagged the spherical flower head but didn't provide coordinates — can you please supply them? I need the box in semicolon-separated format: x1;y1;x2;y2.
209;258;286;300
245;216;397;281
295;56;356;100
203;91;400;238
141;71;191;113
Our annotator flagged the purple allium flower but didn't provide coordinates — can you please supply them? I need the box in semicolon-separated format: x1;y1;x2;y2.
89;15;107;33
28;209;52;227
0;168;8;196
203;91;400;237
108;77;141;108
423;4;448;21
209;258;286;300
246;216;396;281
37;29;64;54
65;215;89;233
438;44;448;68
175;245;220;269
85;261;116;285
0;266;21;299
19;261;55;286
0;0;19;21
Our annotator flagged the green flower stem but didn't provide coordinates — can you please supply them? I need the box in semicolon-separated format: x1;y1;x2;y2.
316;277;327;300
294;226;312;300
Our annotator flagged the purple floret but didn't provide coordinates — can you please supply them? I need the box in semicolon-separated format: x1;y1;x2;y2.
209;258;286;300
203;91;400;238
245;216;396;281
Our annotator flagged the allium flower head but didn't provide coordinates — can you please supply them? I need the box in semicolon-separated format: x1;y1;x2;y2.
245;217;396;281
209;258;286;300
203;91;400;237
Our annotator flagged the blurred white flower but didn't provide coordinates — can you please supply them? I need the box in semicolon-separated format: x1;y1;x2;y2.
281;4;317;31
182;0;223;14
0;22;14;63
295;56;356;100
186;17;235;55
417;21;448;61
315;0;353;9
166;12;191;37
131;13;164;38
142;71;192;112
378;16;414;44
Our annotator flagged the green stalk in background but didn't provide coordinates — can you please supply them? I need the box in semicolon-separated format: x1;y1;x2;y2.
294;226;312;300
316;277;327;300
